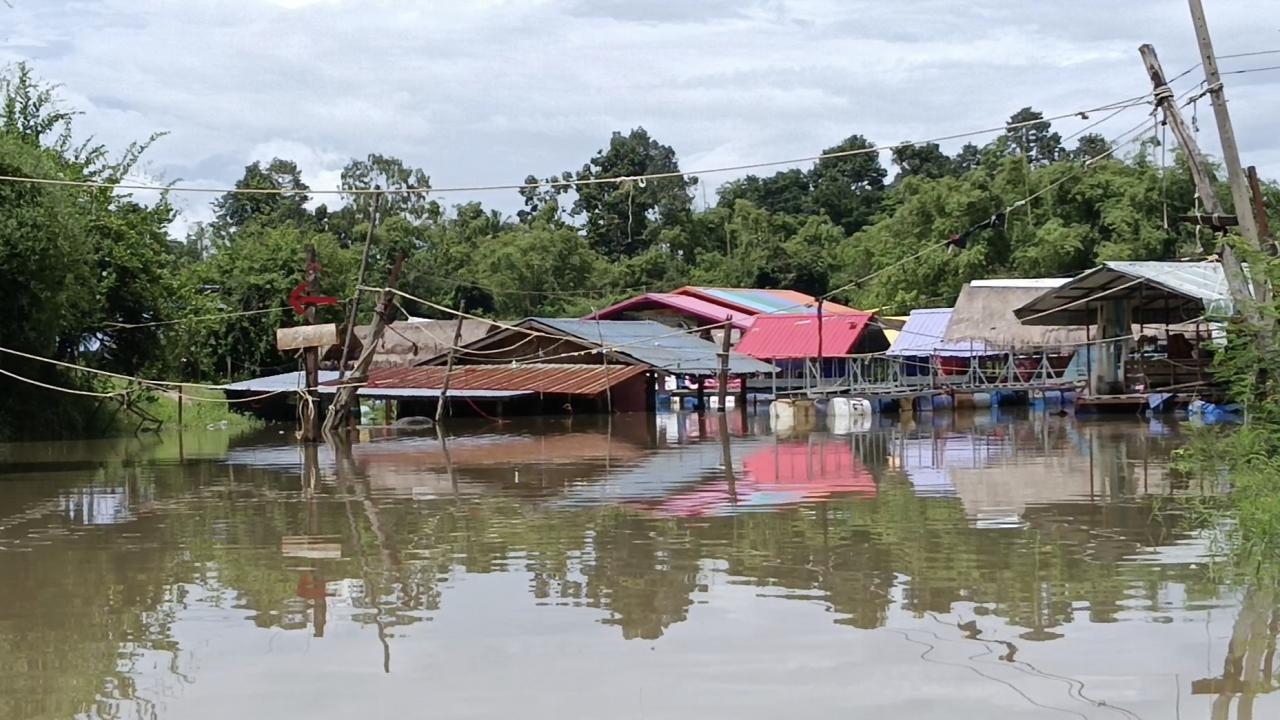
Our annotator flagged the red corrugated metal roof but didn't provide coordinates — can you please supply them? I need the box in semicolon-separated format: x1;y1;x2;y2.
325;363;646;396
583;293;755;330
733;313;873;360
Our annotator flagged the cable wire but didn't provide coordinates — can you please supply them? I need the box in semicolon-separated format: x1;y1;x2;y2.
0;95;1156;196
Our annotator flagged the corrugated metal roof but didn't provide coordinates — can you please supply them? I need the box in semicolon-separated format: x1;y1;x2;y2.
1015;261;1235;326
672;286;863;316
224;371;340;392
733;313;873;360
324;363;647;396
526;318;776;375
316;386;528;399
971;278;1069;289
583;293;756;330
887;308;991;357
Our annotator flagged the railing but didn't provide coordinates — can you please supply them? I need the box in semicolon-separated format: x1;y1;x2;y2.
751;352;1080;397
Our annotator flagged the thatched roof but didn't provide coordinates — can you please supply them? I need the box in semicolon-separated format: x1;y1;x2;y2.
944;280;1087;351
353;319;499;368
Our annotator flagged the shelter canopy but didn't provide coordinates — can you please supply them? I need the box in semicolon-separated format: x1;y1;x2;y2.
1014;261;1235;326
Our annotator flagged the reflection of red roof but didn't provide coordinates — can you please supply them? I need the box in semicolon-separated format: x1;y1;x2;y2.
636;442;876;517
734;313;874;360
325;363;646;396
583;293;756;330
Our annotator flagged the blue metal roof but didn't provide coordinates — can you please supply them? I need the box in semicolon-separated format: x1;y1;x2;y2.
887;308;990;357
223;371;340;393
527;318;776;375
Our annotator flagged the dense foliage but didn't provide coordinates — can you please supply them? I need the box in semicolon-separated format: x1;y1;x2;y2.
2;63;1279;438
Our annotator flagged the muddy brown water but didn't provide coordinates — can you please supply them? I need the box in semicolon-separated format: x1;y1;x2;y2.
0;410;1274;719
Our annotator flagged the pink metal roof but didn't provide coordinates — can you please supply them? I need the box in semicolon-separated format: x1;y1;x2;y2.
323;363;646;396
733;313;874;360
583;292;755;330
672;286;864;316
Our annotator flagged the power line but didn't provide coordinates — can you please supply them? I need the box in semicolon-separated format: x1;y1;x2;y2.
1217;49;1280;60
1220;63;1280;76
0;95;1156;197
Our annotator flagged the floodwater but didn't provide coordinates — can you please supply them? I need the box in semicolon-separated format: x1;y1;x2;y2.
0;410;1275;720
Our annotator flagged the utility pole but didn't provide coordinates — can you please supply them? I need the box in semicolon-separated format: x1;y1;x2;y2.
1188;0;1270;308
435;300;467;425
1138;43;1258;330
301;244;322;443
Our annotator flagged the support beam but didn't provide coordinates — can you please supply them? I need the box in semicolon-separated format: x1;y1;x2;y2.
323;256;404;434
435;300;467;425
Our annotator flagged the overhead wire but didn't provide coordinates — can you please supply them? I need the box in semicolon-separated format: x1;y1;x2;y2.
0;94;1158;197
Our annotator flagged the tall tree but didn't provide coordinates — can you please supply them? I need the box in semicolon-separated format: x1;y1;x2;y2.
570;127;696;260
891;142;957;182
340;153;435;224
717;169;813;216
1005;107;1064;167
808;134;887;235
210;158;312;235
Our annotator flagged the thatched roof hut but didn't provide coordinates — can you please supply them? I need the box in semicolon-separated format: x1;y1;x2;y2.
944;279;1087;351
352;318;499;368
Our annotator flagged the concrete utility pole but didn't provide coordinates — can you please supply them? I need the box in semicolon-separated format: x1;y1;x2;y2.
1188;0;1270;307
1138;43;1258;329
301;244;322;443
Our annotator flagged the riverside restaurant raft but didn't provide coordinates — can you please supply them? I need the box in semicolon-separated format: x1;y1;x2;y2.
225;266;1236;421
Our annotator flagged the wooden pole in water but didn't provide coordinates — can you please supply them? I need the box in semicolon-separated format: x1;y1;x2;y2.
436;300;467;425
323;255;404;434
717;317;731;414
301;244;322;443
816;298;825;388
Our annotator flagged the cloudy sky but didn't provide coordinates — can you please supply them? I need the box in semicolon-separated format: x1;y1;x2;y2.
2;0;1278;233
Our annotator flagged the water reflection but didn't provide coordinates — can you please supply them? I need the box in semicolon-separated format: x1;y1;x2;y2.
0;411;1274;719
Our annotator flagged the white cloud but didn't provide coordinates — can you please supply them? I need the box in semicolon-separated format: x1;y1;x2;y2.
1;0;1278;230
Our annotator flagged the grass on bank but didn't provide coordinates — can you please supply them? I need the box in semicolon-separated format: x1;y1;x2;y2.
131;386;265;433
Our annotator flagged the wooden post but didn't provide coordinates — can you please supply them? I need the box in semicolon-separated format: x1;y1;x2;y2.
816;298;825;388
301;244;321;443
1139;43;1259;331
323;256;404;434
435;300;467;425
338;192;382;382
1247;166;1276;255
716;317;731;414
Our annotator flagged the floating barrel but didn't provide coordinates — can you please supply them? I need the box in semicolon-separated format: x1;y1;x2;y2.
707;395;736;410
827;411;872;435
953;392;991;409
1031;389;1063;406
931;393;954;411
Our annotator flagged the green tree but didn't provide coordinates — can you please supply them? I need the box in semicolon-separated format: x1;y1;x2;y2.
891;142;957;182
570;127;696;260
210;159;313;236
1006;107;1063;166
808;134;887;235
0;63;175;437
